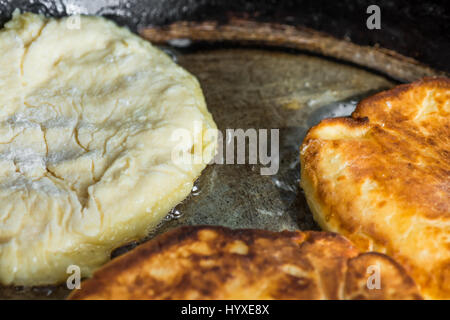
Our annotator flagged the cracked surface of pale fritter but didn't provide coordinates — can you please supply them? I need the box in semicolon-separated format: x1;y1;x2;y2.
300;77;450;299
0;12;216;285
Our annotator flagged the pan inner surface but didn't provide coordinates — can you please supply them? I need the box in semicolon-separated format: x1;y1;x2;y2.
0;47;395;299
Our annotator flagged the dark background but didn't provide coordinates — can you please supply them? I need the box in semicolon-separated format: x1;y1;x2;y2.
0;0;449;72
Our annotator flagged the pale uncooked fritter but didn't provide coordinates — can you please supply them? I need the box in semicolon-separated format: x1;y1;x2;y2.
0;12;217;285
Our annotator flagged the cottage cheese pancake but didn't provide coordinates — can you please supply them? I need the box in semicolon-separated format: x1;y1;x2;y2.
300;78;450;299
68;226;422;300
0;12;217;285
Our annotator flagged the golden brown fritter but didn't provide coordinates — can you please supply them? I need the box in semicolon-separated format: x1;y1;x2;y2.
68;226;421;300
300;77;450;299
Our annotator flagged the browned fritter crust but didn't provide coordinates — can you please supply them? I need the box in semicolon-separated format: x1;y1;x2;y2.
300;77;450;299
68;225;421;300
